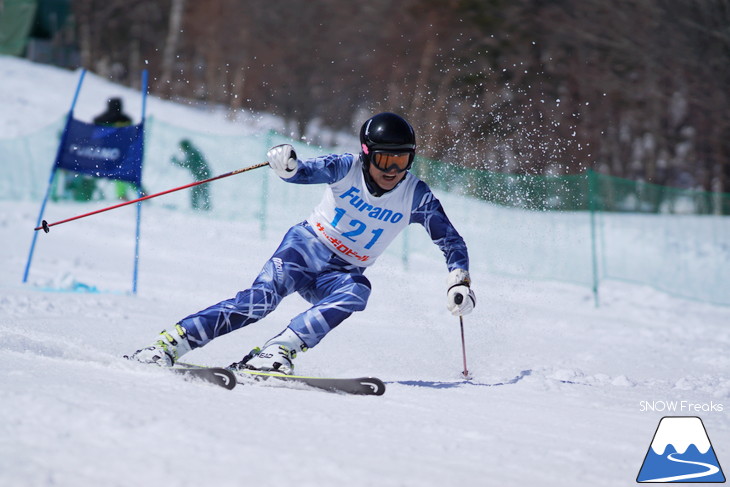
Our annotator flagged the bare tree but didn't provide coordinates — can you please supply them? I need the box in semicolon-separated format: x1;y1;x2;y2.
156;0;186;97
69;0;730;197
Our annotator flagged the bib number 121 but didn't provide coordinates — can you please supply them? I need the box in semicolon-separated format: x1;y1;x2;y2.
331;208;383;250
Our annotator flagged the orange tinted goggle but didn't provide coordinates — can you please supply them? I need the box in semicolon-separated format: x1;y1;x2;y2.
371;151;413;173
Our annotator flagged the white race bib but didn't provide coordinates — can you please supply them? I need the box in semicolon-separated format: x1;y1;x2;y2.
308;161;417;266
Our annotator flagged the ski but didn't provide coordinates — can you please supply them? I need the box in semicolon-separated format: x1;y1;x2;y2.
176;363;384;396
172;367;237;390
235;369;386;396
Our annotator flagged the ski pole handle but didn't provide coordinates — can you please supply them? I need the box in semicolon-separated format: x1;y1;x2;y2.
35;161;269;233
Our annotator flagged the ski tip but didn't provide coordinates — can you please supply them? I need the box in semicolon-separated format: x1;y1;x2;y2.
213;368;237;390
174;367;237;390
359;377;386;396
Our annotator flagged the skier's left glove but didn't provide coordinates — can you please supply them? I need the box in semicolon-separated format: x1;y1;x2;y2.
267;144;298;179
446;268;476;316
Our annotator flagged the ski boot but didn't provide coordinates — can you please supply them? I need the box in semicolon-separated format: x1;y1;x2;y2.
126;324;192;367
229;327;307;375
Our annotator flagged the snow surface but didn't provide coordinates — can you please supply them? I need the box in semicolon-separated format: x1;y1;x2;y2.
1;57;729;487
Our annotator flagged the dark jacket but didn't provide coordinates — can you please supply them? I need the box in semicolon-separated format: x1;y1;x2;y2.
93;98;132;127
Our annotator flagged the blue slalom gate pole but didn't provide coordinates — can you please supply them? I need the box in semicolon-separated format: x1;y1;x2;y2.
131;69;149;295
23;69;87;284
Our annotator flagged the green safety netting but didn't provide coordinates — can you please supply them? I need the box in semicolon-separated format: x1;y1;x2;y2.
2;116;728;306
412;159;730;306
414;159;730;215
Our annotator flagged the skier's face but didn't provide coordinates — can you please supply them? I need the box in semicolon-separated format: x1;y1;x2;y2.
368;162;407;191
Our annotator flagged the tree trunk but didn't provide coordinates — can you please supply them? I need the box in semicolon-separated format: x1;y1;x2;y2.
157;0;186;98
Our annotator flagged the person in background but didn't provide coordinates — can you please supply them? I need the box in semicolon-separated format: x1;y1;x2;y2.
93;97;132;126
93;97;138;200
171;139;212;211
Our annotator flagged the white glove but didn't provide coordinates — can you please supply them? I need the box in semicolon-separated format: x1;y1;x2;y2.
267;144;298;179
446;268;476;316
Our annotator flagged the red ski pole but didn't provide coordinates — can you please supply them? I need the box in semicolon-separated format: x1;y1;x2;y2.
35;161;269;233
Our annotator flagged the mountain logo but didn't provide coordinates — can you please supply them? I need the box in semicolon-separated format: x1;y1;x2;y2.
637;416;725;483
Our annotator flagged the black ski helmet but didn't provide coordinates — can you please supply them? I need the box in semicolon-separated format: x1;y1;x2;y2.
360;112;416;171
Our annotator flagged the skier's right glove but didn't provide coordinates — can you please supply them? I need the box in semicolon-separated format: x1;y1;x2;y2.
446;268;476;316
267;144;298;179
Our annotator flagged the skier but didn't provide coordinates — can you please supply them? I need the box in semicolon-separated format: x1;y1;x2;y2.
129;112;476;374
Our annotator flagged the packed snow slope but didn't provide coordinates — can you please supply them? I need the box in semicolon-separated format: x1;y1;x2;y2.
1;57;729;487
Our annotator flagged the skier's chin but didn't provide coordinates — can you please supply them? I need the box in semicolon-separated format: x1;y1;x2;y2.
378;173;402;190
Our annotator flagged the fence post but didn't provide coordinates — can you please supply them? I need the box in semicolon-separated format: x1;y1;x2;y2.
588;169;600;307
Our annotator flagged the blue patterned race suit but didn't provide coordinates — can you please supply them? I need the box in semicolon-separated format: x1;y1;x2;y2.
181;222;371;348
178;153;469;351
